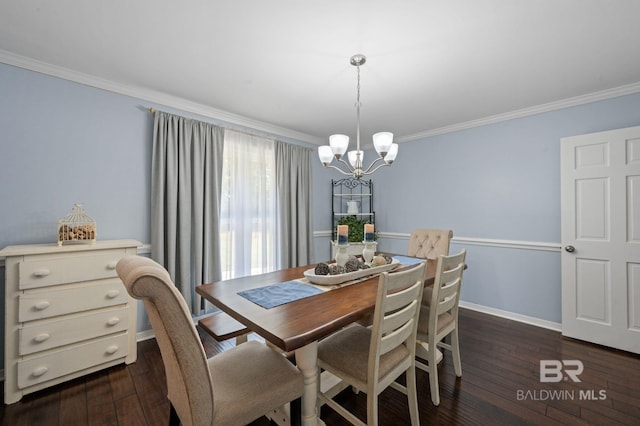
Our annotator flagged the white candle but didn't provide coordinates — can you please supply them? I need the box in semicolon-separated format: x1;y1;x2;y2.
364;223;374;242
337;225;348;245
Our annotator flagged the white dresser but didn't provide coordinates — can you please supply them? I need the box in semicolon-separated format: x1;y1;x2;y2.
0;239;141;404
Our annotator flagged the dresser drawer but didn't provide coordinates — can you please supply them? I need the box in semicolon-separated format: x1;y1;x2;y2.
19;280;128;322
18;249;126;290
17;333;129;389
19;307;129;355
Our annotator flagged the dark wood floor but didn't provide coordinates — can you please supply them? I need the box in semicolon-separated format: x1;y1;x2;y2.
2;308;639;425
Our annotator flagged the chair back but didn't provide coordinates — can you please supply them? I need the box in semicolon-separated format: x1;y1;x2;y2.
407;229;453;259
429;250;466;338
368;262;426;386
116;255;214;426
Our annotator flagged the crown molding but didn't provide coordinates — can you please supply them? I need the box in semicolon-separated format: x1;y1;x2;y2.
3;49;639;146
0;50;324;145
396;81;640;143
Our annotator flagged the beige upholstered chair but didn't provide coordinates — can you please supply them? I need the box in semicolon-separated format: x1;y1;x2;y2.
116;255;304;426
317;261;426;426
415;249;466;406
408;228;453;309
407;228;453;260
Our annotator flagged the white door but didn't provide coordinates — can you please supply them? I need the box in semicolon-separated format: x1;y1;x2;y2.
561;125;640;354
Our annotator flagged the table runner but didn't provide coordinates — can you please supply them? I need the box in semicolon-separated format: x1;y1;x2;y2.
237;280;324;309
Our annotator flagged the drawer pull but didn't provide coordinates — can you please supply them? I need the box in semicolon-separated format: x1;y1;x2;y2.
34;333;51;343
33;269;51;278
105;345;119;355
105;289;120;299
34;301;51;311
32;366;48;377
106;261;118;270
106;317;121;326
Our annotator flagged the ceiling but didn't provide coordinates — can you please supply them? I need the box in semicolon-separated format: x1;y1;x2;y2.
2;1;640;146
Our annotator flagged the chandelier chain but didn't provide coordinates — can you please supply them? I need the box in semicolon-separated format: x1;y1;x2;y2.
355;62;361;161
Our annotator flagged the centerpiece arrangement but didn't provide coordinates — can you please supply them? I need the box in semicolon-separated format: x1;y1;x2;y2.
305;222;397;285
314;253;392;276
303;253;398;285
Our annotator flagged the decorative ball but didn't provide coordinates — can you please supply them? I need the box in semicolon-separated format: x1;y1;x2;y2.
381;254;393;264
329;264;346;275
315;262;330;275
345;257;360;272
371;255;387;267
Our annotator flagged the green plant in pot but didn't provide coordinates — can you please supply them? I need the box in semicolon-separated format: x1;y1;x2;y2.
337;216;376;242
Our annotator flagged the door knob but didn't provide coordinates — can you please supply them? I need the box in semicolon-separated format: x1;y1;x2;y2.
565;245;576;253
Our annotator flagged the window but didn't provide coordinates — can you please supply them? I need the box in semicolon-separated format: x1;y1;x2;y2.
219;130;276;279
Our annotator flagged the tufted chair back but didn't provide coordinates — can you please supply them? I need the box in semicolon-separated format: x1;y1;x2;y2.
407;229;453;260
116;255;214;425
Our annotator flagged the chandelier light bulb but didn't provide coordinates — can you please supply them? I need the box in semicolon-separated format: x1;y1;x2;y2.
318;145;335;164
373;132;394;156
385;143;398;164
329;134;349;158
348;150;364;168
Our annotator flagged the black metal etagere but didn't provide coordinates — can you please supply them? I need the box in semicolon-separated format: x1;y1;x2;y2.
331;178;375;242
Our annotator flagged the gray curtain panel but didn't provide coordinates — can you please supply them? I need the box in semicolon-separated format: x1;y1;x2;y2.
275;140;314;267
151;111;224;313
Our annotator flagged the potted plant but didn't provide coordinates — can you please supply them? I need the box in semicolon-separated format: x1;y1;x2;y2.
337;215;376;242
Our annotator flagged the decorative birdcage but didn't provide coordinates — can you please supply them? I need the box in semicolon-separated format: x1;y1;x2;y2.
57;204;96;246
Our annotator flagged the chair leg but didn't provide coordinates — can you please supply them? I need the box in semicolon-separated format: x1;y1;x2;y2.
451;329;462;377
407;365;420;426
428;340;440;406
367;390;378;426
169;403;180;426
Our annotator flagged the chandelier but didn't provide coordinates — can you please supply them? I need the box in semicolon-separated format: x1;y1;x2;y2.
318;54;398;179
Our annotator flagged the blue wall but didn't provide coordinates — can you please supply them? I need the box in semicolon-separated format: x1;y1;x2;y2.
0;62;318;367
2;61;640;369
0;64;153;246
315;91;640;325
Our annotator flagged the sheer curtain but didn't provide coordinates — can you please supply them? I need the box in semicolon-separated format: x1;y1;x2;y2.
220;130;276;279
275;140;314;267
150;111;224;314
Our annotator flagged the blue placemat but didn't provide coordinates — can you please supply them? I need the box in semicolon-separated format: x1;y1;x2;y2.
393;255;425;267
237;281;324;309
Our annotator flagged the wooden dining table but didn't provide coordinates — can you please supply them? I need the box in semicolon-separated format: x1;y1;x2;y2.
195;256;437;426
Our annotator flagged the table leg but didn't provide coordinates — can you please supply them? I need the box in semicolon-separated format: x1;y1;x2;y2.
294;341;325;426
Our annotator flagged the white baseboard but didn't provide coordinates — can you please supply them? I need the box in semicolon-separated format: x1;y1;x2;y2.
136;329;156;342
459;301;562;332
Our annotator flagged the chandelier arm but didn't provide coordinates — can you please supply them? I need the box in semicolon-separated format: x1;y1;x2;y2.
361;156;386;174
361;161;391;176
322;163;358;177
336;157;356;172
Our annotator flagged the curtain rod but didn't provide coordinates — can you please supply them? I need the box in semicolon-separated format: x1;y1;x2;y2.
147;106;265;138
146;106;311;149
